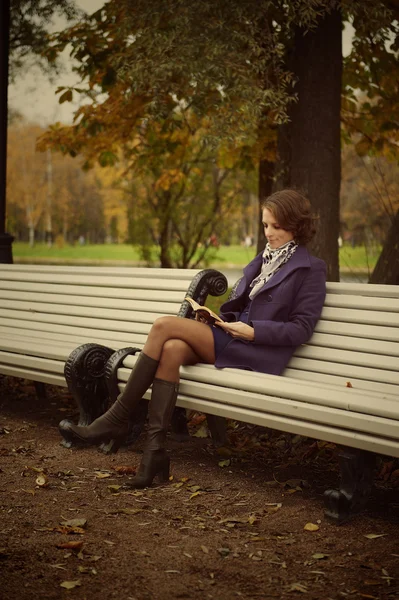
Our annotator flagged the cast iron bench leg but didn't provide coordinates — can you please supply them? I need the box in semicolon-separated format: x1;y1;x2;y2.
324;446;376;523
61;343;115;448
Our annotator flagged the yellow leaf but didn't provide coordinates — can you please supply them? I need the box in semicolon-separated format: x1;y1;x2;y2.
304;523;319;532
60;580;81;589
189;491;201;500
364;533;387;539
36;474;49;488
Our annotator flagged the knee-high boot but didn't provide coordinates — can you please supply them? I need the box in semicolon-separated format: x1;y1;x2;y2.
59;352;159;448
126;378;179;488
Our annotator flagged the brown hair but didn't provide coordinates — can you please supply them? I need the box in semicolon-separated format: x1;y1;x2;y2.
260;189;317;245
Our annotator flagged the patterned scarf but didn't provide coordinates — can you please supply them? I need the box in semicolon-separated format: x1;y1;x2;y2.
249;240;298;299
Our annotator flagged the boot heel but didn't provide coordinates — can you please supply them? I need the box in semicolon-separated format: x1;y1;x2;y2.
157;457;170;483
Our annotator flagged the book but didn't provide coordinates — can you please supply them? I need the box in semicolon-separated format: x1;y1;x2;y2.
185;296;223;325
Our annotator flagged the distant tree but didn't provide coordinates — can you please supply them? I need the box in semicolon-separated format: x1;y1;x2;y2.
9;0;82;80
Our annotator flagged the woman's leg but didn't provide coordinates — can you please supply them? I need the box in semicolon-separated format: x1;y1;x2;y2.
127;336;213;488
144;316;216;367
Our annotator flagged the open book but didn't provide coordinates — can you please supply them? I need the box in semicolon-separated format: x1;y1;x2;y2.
185;297;223;325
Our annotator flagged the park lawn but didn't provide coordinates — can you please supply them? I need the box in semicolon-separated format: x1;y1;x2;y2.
12;241;380;271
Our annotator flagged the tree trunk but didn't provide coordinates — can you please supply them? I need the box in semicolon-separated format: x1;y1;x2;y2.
369;210;399;284
257;158;274;255
279;10;342;281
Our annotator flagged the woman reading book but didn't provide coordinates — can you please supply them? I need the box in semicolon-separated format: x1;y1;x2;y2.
60;189;327;488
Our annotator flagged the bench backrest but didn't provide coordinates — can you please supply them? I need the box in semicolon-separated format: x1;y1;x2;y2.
0;265;201;351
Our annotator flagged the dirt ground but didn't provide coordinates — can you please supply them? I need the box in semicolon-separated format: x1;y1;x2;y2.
0;375;398;600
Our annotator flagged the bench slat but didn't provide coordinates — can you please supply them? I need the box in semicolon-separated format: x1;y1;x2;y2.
0;281;187;302
0;299;179;320
0;351;65;374
1;265;201;279
0;291;182;313
0;309;153;333
0;271;195;290
0;363;66;387
321;306;399;327
0;318;147;346
326;281;399;298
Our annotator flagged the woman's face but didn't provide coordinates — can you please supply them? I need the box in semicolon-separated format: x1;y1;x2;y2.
262;208;294;249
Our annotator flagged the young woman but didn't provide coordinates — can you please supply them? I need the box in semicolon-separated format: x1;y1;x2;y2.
60;189;327;488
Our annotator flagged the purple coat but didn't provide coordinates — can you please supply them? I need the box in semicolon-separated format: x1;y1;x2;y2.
216;245;327;375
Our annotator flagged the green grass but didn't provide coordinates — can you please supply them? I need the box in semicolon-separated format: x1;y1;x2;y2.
12;241;381;271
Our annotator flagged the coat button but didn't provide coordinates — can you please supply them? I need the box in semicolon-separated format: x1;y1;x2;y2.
267;294;272;302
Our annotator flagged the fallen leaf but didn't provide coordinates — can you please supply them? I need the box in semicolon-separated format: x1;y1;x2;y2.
312;553;329;560
78;566;97;575
60;580;81;589
94;471;112;479
193;424;209;438
188;485;201;493
189;491;201;500
201;545;209;554
60;519;87;529
112;466;136;475
107;485;122;493
304;523;319;532
165;570;180;574
288;583;308;593
364;534;387;540
48;563;67;570
55;526;85;535
218;459;231;468
56;541;83;550
217;547;231;557
36;474;49;488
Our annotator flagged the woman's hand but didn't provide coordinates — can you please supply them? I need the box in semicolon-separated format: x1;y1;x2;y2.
215;320;255;341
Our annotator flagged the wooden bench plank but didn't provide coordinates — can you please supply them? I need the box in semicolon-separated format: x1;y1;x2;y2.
0;364;66;387
326;282;399;298
0;281;187;302
0;309;153;334
0;351;65;374
0;318;147;346
1;265;201;279
0;299;179;320
0;291;182;313
321;306;399;327
0;271;196;290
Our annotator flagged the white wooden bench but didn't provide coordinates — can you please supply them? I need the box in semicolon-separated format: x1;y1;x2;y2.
0;264;398;522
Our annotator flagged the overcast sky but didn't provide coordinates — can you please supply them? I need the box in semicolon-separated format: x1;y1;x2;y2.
9;1;354;126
